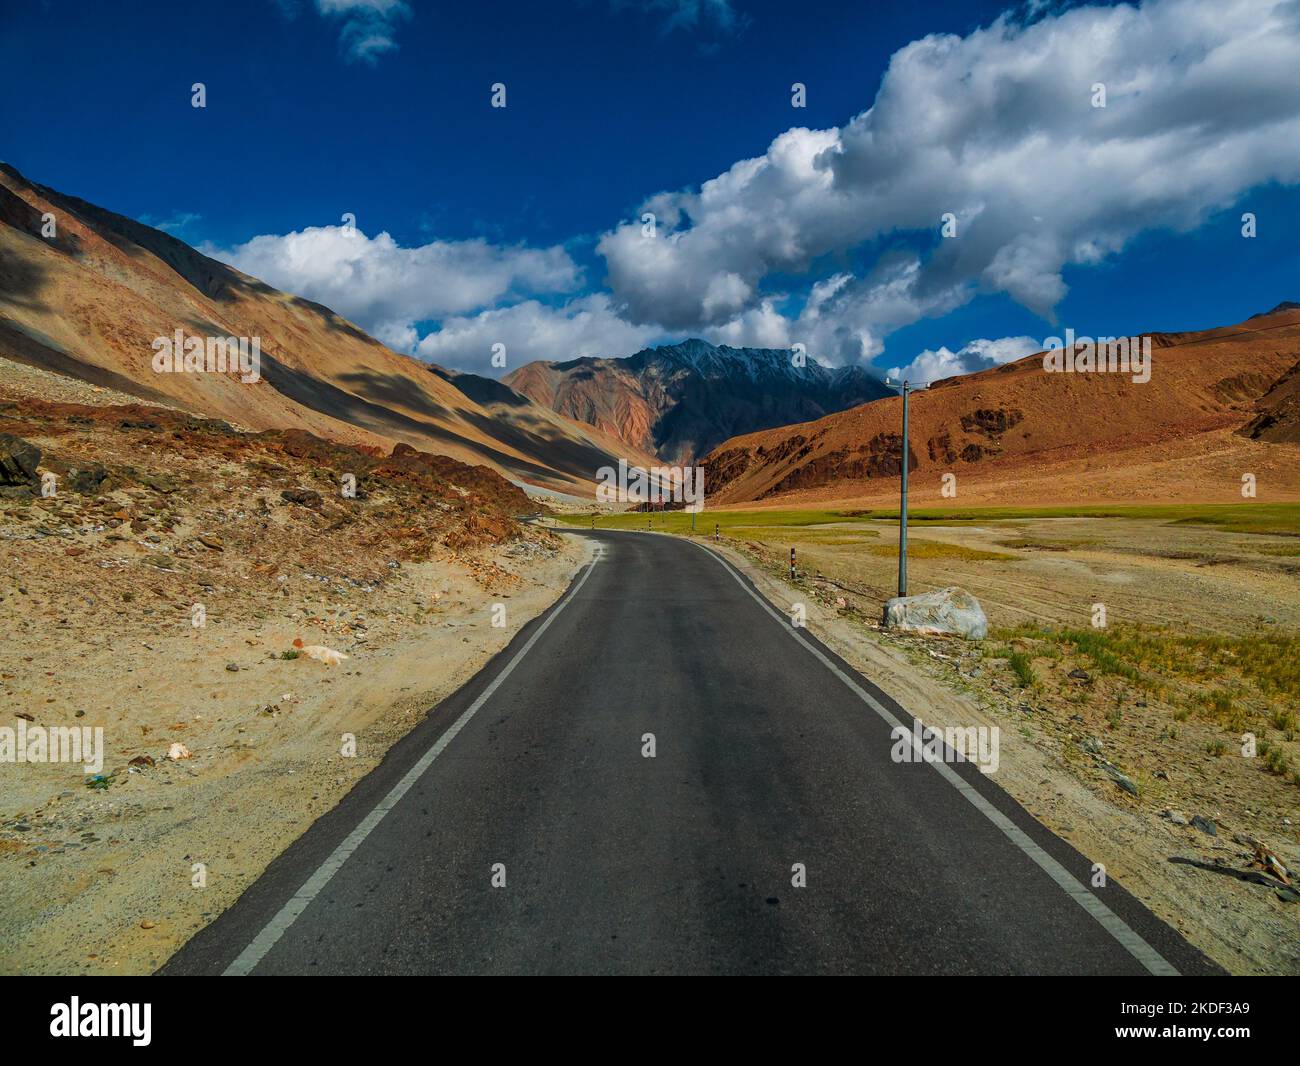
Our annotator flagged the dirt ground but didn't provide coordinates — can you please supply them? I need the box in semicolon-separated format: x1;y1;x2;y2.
706;517;1300;976
0;374;590;975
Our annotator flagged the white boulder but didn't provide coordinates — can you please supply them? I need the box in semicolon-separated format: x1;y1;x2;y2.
884;586;988;640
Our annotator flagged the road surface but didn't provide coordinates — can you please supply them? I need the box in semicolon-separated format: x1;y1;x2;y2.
164;530;1218;976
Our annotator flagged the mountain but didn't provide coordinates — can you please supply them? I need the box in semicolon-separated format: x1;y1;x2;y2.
702;306;1300;506
503;338;890;463
0;162;649;497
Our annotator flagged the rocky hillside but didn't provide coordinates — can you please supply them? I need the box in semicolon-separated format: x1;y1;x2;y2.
0;162;642;497
703;306;1300;505
504;338;889;463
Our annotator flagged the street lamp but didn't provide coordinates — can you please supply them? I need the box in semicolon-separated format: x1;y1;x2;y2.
883;376;925;598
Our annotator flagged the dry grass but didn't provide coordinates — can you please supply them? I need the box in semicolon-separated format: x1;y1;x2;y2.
994;624;1300;784
865;540;1017;561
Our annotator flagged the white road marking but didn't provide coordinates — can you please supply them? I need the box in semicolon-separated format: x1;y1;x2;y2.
689;538;1180;977
222;551;602;976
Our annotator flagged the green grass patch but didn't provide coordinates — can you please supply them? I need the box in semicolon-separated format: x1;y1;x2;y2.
558;503;1300;537
992;623;1300;739
865;540;1016;561
1006;650;1036;687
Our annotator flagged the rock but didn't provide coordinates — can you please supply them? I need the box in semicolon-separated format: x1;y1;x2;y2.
301;644;347;666
1068;668;1092;682
883;586;987;640
0;434;41;486
140;919;156;929
282;488;324;509
167;742;191;761
1101;761;1138;795
1191;815;1217;837
138;472;180;493
1163;809;1188;825
1082;735;1104;754
67;464;107;495
225;662;239;672
197;533;224;551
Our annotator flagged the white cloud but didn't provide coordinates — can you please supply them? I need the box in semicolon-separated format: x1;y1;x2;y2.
414;294;664;375
598;0;1300;361
204;225;581;350
273;0;412;64
614;0;745;36
886;335;1041;385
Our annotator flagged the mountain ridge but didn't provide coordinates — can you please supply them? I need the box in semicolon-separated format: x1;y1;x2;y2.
701;306;1300;506
504;338;890;463
0;162;653;495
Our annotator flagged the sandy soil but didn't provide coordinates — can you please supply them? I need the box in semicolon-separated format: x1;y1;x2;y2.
0;533;588;976
705;523;1300;976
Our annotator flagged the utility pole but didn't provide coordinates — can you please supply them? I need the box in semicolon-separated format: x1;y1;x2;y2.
884;376;922;598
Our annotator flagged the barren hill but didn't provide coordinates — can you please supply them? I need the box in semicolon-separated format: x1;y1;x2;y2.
504;338;889;463
703;307;1300;506
0;163;647;497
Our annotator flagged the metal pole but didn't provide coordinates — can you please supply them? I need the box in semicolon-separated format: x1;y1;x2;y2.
898;381;910;598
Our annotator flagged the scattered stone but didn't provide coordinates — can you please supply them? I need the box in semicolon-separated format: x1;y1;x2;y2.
0;434;41;486
1067;668;1091;682
282;488;323;509
1101;761;1138;796
225;662;239;672
1082;735;1104;755
1191;815;1217;837
67;464;107;495
138;472;180;493
197;533;224;551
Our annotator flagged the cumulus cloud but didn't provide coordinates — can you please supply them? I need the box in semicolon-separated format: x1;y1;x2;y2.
598;0;1300;362
414;295;664;376
886;335;1042;386
204;225;581;351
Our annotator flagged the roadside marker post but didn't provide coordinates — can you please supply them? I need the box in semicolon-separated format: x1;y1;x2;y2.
790;546;796;581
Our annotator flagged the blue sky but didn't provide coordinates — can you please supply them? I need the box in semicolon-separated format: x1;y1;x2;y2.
3;0;1298;380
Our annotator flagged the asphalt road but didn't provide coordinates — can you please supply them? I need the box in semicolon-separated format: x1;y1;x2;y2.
163;530;1219;976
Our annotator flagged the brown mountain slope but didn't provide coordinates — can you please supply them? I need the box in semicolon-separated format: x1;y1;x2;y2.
504;338;889;463
0;162;646;496
703;307;1300;506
